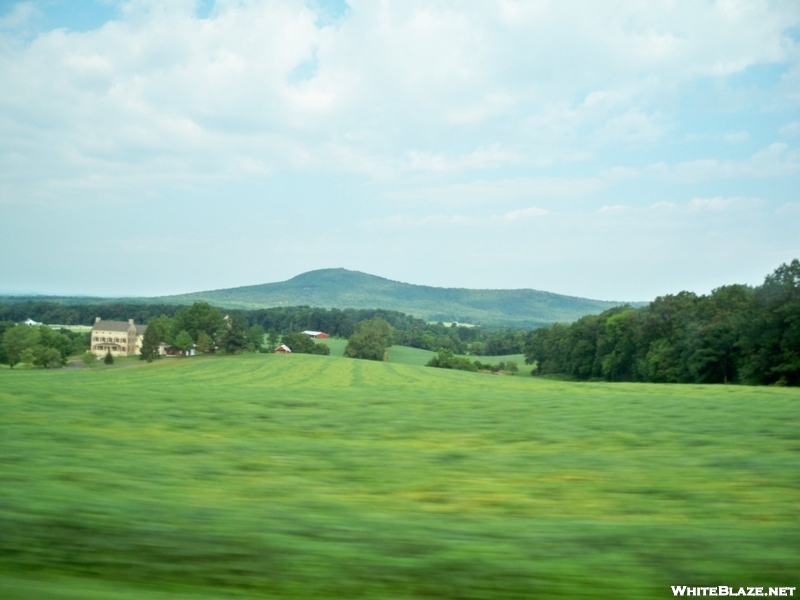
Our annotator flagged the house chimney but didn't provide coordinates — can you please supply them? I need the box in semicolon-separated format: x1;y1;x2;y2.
95;317;101;323
128;319;134;325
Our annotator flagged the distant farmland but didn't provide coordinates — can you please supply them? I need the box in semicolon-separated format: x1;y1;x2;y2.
1;353;798;599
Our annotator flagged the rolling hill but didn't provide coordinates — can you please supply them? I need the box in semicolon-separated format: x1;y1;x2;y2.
157;268;633;328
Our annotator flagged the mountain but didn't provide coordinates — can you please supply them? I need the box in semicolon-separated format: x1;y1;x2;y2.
157;268;633;328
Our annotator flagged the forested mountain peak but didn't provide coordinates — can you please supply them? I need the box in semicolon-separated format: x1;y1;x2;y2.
156;269;629;328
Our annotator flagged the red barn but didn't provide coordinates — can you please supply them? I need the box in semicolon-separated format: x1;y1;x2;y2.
275;344;292;354
302;330;329;339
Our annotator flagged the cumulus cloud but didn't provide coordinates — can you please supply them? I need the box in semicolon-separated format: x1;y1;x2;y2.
501;206;548;220
1;1;799;297
0;0;798;206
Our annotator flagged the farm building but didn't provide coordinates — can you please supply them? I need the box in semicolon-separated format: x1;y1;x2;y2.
302;330;329;339
275;344;292;354
91;318;149;357
22;318;42;326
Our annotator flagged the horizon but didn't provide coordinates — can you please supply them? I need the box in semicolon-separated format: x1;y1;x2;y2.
0;263;782;305
1;1;798;301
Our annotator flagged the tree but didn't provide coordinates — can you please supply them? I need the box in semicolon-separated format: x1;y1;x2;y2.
345;318;393;361
36;347;63;369
0;321;14;366
267;329;279;353
196;331;213;354
172;303;225;345
35;326;72;367
174;330;194;356
82;351;96;368
148;315;174;347
247;324;265;353
220;314;248;354
2;325;40;368
140;322;163;362
281;332;315;354
104;350;114;365
426;348;477;372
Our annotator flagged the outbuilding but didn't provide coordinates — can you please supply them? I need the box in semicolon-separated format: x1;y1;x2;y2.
302;330;329;339
275;344;292;354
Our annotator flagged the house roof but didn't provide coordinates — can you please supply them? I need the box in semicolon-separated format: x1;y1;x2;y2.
92;320;147;333
276;344;292;352
302;330;324;336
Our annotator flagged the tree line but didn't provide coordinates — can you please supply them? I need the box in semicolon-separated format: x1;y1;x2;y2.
524;260;800;386
0;303;528;356
0;323;88;368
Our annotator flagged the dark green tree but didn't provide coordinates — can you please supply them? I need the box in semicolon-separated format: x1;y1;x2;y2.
247;324;265;352
147;315;174;346
267;329;279;353
426;348;477;372
220;314;248;354
172;303;225;344
2;325;40;368
345;318;393;361
281;332;315;354
104;350;114;365
140;322;163;362
196;331;214;354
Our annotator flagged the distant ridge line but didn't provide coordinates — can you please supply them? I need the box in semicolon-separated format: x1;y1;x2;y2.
154;268;636;328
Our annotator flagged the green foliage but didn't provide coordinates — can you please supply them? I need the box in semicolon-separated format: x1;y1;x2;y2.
156;268;628;328
267;329;279;353
345;317;393;361
82;351;96;368
0;302;529;358
2;325;40;368
0;356;797;597
171;302;225;344
281;332;330;355
173;330;194;355
426;348;477;371
103;350;114;365
147;315;173;346
139;321;162;362
281;332;314;353
196;331;214;354
246;324;265;353
220;314;248;354
525;260;800;385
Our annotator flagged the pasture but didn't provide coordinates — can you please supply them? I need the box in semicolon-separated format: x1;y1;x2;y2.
0;353;798;599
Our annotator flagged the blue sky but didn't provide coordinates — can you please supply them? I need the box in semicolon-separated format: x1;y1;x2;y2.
0;0;798;301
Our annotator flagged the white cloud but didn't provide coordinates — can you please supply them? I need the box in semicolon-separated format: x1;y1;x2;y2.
501;206;548;220
598;205;629;213
648;143;800;183
688;196;760;212
0;0;797;207
780;121;800;137
724;130;750;143
384;176;607;208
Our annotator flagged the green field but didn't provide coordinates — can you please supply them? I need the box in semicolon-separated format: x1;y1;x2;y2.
1;354;799;599
322;340;524;370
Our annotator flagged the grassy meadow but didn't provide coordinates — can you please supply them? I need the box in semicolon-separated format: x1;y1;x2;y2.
324;338;525;370
0;353;799;599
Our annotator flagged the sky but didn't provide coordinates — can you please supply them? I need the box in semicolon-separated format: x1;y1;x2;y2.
0;0;798;301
